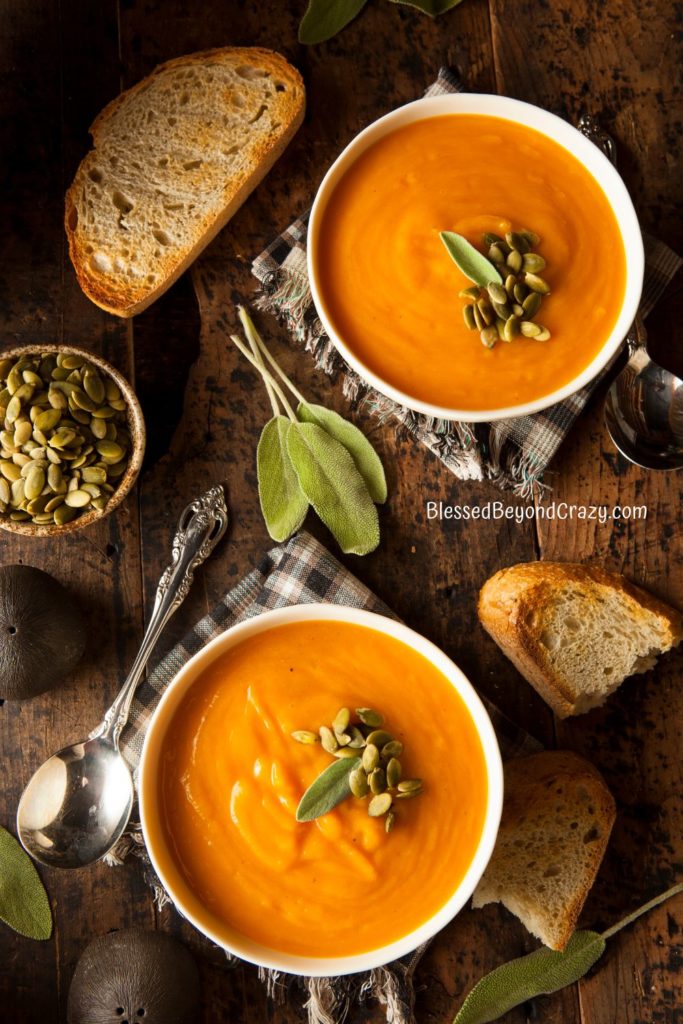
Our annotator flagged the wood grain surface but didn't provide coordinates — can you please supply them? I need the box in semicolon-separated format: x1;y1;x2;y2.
0;1;681;1022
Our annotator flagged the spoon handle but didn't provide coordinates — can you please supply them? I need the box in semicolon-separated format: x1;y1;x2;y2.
96;484;229;745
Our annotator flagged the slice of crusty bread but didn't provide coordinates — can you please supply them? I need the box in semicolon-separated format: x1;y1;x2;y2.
65;47;305;317
473;750;616;950
478;562;683;717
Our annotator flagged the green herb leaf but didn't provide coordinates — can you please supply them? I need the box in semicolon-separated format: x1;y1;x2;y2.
257;416;309;542
454;882;683;1024
287;422;380;555
298;0;369;43
0;825;52;940
440;231;502;287
389;0;465;15
296;756;361;821
297;402;387;504
453;931;605;1024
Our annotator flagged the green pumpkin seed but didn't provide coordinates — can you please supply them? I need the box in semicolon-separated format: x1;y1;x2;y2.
333;746;361;759
0;461;20;482
368;793;392;817
0;479;10;504
96;440;124;461
492;300;512;320
13;453;31;468
27;495;48;515
513;282;528;303
397;779;423;793
110;399;127;412
520;228;541;246
319;726;338;753
106;459;127;479
385;811;396;833
511;303;524;318
64;489;91;509
48;388;68;410
522;253;546;273
480;327;497;349
524;272;551;295
347;726;366;749
386;757;402;788
291;730;319;744
54;503;78;525
332;707;350;735
369;767;386;794
60;355;85;370
90;405;117;419
5;396;22;424
362;743;380;772
9;510;31;522
81;466;107;484
44;495;64;513
92;496;108;511
483;232;504;246
520;321;542;338
34;408;62;432
472;304;484;331
458;286;481;300
24;466;45;500
83;373;105;404
504;316;520;342
382;740;403;758
104;379;121;403
487;282;508;306
349;767;369;797
535;327;551;341
366;730;392;749
506;249;523;273
13;421;33;446
477;299;494;327
11;478;25;505
462;304;476;330
504;274;518;298
488;244;505;264
522;291;542;317
506;231;531;254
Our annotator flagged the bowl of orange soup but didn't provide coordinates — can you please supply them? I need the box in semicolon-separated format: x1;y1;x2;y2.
308;94;644;421
139;605;503;975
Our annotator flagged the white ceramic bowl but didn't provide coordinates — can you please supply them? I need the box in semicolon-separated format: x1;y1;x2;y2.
139;603;503;977
308;93;644;422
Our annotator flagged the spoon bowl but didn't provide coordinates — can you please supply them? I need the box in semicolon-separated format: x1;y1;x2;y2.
604;318;683;470
17;738;133;868
16;485;228;870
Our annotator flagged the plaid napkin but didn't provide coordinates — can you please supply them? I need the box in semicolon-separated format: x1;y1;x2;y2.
252;68;682;497
113;530;540;1024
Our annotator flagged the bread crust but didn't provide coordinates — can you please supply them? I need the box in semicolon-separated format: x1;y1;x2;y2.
65;47;305;317
473;750;616;949
478;562;683;717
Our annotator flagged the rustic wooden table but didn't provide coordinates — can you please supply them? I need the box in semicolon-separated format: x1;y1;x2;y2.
1;0;681;1021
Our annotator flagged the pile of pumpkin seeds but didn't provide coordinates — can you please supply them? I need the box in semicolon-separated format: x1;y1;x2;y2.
293;706;423;832
461;229;552;349
0;352;131;527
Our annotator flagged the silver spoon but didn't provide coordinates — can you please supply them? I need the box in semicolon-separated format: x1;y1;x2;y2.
604;316;683;469
17;484;229;868
577;115;683;471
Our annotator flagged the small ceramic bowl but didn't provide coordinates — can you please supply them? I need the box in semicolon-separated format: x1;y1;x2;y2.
0;344;145;536
139;604;504;977
307;93;644;422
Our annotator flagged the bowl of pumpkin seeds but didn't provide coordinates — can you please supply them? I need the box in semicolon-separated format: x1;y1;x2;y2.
0;345;145;535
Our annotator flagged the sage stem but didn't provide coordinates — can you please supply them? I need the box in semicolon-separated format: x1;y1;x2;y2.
229;334;298;422
246;329;279;418
238;306;308;406
601;881;683;941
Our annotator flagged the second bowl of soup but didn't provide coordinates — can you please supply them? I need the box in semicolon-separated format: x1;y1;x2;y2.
139;604;503;975
308;94;643;421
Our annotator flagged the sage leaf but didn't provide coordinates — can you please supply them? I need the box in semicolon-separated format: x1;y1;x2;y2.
454;882;683;1024
440;231;502;287
299;0;369;44
453;931;605;1024
297;402;387;504
389;0;465;14
287;422;380;555
257;416;309;542
0;825;52;940
296;756;361;821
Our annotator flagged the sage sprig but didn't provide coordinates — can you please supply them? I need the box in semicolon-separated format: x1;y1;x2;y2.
230;307;386;556
440;232;502;288
298;0;465;44
296;756;360;821
0;825;52;940
453;881;683;1024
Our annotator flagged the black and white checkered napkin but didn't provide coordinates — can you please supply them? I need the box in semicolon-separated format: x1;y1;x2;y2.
115;530;540;1024
252;68;682;498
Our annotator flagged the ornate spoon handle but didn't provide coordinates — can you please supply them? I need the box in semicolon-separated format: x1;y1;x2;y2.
96;485;229;744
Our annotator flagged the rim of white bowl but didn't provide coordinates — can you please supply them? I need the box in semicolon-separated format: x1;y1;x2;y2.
139;603;504;977
307;93;644;423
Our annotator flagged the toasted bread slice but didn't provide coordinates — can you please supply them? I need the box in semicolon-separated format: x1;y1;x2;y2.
478;562;682;717
473;750;616;950
66;47;305;317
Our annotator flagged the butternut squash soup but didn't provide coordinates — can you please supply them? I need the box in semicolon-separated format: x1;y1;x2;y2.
153;620;489;959
314;114;627;411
